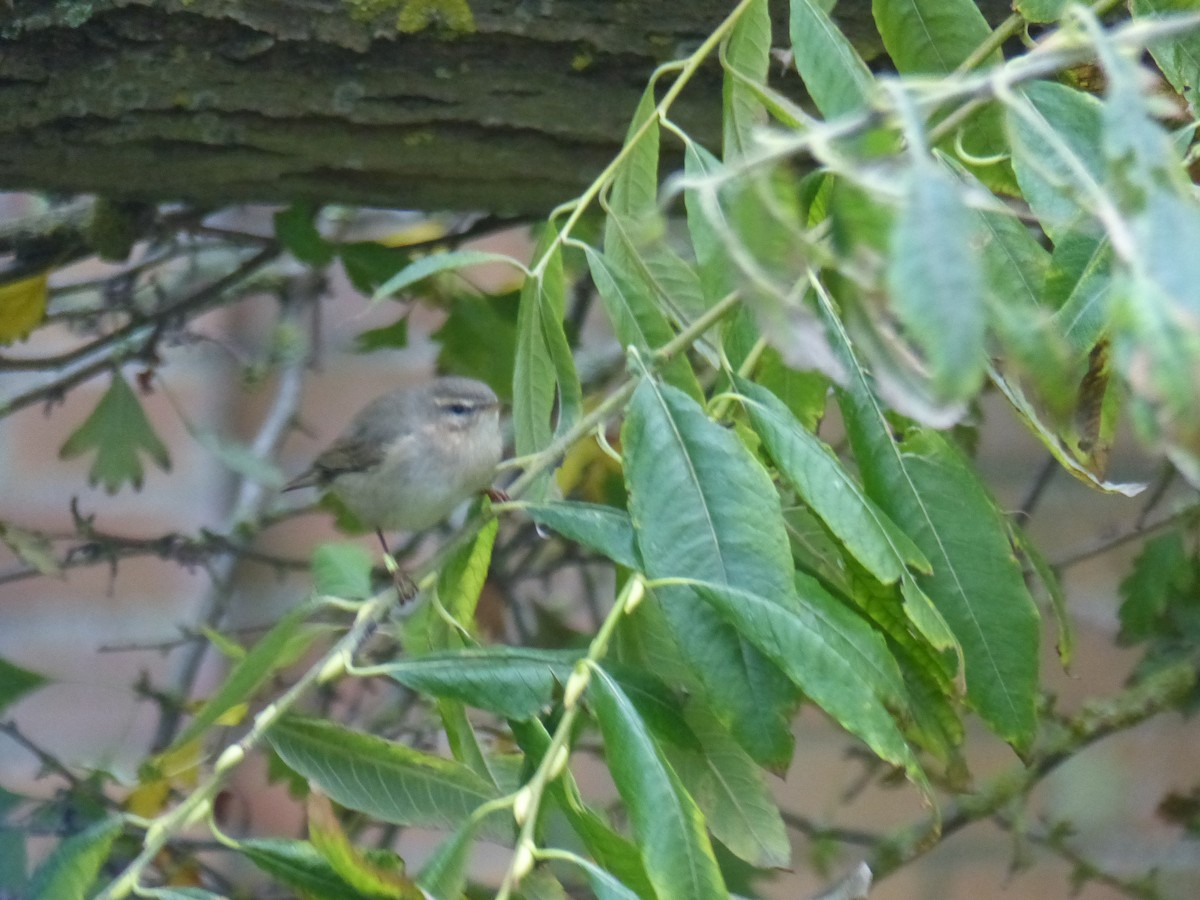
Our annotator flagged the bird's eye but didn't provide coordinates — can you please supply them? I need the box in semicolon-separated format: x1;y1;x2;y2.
447;402;471;416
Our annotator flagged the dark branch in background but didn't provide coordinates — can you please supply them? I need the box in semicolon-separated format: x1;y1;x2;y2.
0;526;308;589
0;242;279;374
868;662;1198;881
0;719;82;789
1051;502;1200;571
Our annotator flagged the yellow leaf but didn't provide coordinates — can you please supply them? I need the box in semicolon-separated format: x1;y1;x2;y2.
213;702;249;727
0;271;48;344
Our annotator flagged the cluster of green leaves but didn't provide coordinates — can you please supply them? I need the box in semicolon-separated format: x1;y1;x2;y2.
174;2;1197;897
9;0;1200;898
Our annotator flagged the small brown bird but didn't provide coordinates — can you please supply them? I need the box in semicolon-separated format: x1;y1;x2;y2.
283;377;503;554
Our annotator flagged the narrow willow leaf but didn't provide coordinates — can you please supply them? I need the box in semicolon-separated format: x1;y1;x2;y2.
873;0;994;73
268;717;501;833
1006;82;1106;242
842;411;1041;752
988;365;1145;496
683;142;735;303
523;501;640;569
736;376;930;584
508;719;656;897
437;517;498;627
307;793;422;898
1013;524;1074;669
606;86;659;242
1131;0;1200;117
1051;234;1114;353
235;838;362;900
170;603;324;751
553;853;641;900
667;706;789;869
382;647;580;719
311;542;374;600
437;699;492;783
622;378;799;768
417;817;482;899
585;245;701;399
687;577;926;790
372;249;525;302
27;817;121;900
887;166;986;401
1015;0;1067;22
514;227;579;498
790;0;874;118
722;0;771;159
589;668;728;900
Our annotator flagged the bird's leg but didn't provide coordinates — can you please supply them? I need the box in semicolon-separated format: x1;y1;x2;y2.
376;529;417;602
483;487;510;504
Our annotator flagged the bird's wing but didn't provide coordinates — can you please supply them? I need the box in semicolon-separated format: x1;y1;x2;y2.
281;434;389;491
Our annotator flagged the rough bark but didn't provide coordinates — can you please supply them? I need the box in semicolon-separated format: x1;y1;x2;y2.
0;0;1008;214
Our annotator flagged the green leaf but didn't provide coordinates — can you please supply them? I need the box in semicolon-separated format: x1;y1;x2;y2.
605;86;660;243
372;249;526;302
873;0;994;73
507;718;655;897
354;316;409;353
192;428;286;488
886;165;986;401
58;373;171;493
790;0;875;118
416;818;480;900
139;889;227;900
381;647;581;719
988;365;1146;496
339;242;413;296
722;0;771;159
683;142;736;304
551;853;642;900
1118;532;1193;644
275;202;334;266
308;793;422;899
1006;81;1106;242
170;603;325;750
27;817;121;900
267;716;502;833
584;245;700;399
1051;234;1114;353
433;292;518;401
736;376;930;585
0;522;60;576
588;667;728;900
1131;0;1200;118
312;542;375;600
235;838;369;900
513;227;580;498
688;576;925;787
0;826;26;897
667;706;789;869
0;657;47;714
622;378;798;769
845;414;1041;752
523;502;640;569
1014;0;1067;23
437;517;498;628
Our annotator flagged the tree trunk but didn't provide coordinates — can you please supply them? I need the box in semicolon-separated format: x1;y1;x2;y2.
0;0;1009;214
